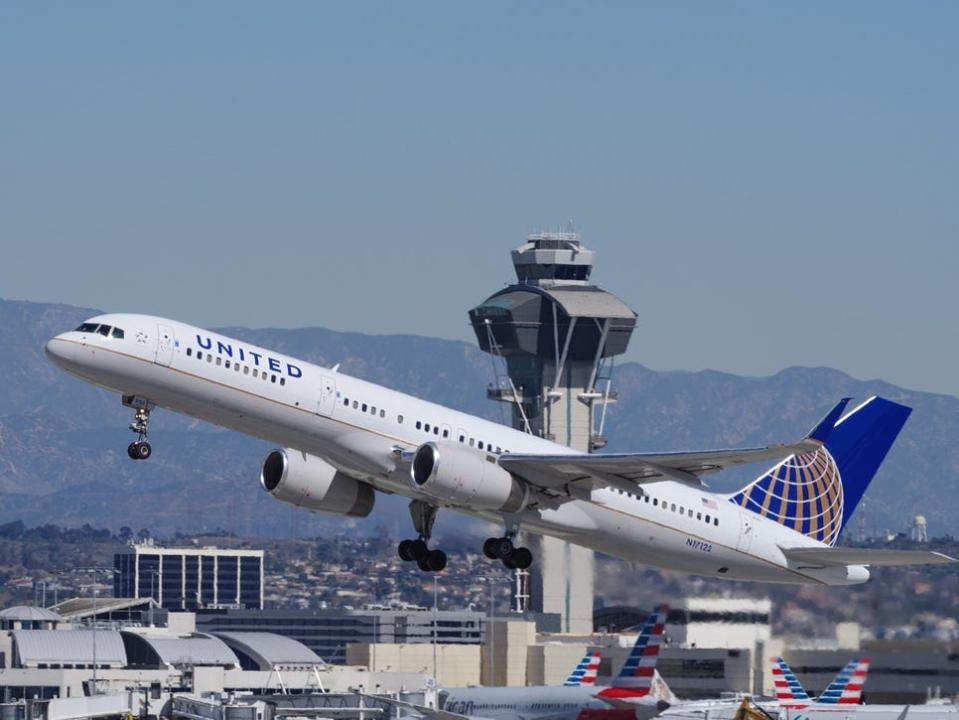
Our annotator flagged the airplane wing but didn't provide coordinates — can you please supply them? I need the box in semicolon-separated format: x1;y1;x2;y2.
497;399;848;502
780;547;958;568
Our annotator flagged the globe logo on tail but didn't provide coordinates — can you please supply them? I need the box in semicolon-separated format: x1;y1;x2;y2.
732;446;844;546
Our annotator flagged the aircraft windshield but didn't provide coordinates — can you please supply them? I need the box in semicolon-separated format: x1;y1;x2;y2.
74;322;125;339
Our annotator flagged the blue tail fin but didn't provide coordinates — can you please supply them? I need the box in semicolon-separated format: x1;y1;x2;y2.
729;397;911;546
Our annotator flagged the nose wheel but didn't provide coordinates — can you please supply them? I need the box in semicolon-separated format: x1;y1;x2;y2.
397;501;447;572
123;395;154;461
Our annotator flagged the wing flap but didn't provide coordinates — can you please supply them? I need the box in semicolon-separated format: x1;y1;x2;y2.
781;547;957;568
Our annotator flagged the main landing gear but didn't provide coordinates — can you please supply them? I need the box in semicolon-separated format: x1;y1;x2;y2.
483;535;533;570
397;500;447;573
123;395;154;461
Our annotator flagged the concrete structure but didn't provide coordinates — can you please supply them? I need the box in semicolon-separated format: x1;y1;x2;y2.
346;643;482;687
196;607;485;665
480;619;537;687
113;542;264;611
469;232;637;633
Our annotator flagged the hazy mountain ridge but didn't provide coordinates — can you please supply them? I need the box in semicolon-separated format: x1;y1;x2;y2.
1;298;956;539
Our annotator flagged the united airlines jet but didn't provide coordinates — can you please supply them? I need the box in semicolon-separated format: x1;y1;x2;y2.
45;314;955;580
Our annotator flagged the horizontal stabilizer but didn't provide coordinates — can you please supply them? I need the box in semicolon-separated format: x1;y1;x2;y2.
781;546;957;568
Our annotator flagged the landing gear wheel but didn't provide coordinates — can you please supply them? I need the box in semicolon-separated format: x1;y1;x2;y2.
416;556;432;572
483;538;499;559
493;537;514;560
511;547;533;570
129;441;151;460
426;549;447;572
409;539;430;562
398;539;414;561
502;556;517;570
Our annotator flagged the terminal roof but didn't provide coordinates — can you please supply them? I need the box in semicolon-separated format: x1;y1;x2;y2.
13;629;126;666
212;631;325;668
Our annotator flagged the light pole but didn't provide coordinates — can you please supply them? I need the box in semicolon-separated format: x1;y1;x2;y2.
75;566;118;695
478;575;495;686
432;576;438;683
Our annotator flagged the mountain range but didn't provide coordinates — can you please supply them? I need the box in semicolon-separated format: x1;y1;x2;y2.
1;297;956;541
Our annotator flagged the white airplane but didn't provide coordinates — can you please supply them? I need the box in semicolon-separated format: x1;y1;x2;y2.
45;314;956;579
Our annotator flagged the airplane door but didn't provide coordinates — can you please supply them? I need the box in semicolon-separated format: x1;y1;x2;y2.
155;324;175;366
737;509;755;553
316;376;336;417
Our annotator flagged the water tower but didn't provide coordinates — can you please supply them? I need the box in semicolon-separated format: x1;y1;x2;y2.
468;231;637;633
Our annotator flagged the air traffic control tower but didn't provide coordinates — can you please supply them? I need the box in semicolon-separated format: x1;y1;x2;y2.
468;232;637;634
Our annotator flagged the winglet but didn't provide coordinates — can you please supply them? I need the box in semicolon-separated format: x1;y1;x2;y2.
807;398;852;443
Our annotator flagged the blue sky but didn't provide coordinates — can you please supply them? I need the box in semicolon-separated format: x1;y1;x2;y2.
2;2;957;396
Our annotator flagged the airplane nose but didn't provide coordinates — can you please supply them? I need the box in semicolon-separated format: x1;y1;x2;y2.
44;335;73;368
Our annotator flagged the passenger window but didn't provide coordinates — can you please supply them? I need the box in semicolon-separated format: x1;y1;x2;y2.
344;398;349;406
714;518;719;526
478;441;484;450
207;355;213;363
433;426;439;435
459;435;465;443
96;325;111;336
380;409;385;418
469;438;475;447
697;512;702;520
235;363;240;372
253;369;258;377
225;360;231;368
371;406;376;415
353;401;358;409
424;423;430;432
705;515;711;524
362;403;368;412
495;446;501;453
279;377;285;384
263;373;268;381
216;357;222;366
671;503;676;512
243;366;249;375
111;327;125;339
186;348;192;357
416;421;422;430
653;498;658;506
197;351;203;360
644;495;649;503
398;415;404;424
270;374;276;382
443;429;449;438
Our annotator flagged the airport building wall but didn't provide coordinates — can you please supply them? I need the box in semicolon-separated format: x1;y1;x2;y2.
346;643;482;687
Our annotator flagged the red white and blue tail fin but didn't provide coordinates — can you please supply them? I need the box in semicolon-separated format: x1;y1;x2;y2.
564;650;602;686
771;657;811;702
598;604;668;699
816;657;870;704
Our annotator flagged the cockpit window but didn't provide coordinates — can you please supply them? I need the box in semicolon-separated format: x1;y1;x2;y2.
75;323;99;333
111;327;125;339
96;325;111;336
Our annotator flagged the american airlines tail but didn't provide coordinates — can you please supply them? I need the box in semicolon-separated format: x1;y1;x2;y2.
772;656;812;702
815;657;870;704
564;650;602;686
598;605;668;700
729;397;911;546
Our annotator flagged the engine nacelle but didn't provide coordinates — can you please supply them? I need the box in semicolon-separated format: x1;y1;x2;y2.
260;449;375;517
410;441;528;512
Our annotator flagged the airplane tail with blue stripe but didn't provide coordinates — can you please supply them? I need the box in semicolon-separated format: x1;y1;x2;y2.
771;657;811;702
729;397;911;546
816;657;870;704
598;604;668;699
564;650;601;686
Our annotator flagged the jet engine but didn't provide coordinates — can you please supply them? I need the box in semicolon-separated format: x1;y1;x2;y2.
260;449;375;517
409;441;528;512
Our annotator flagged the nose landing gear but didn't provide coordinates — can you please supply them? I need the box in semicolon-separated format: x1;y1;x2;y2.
397;500;447;572
123;395;154;461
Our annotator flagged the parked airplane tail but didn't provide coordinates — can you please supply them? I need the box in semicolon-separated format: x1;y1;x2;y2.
598;604;668;699
564;650;602;686
816;657;870;704
771;657;811;702
729;397;911;546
